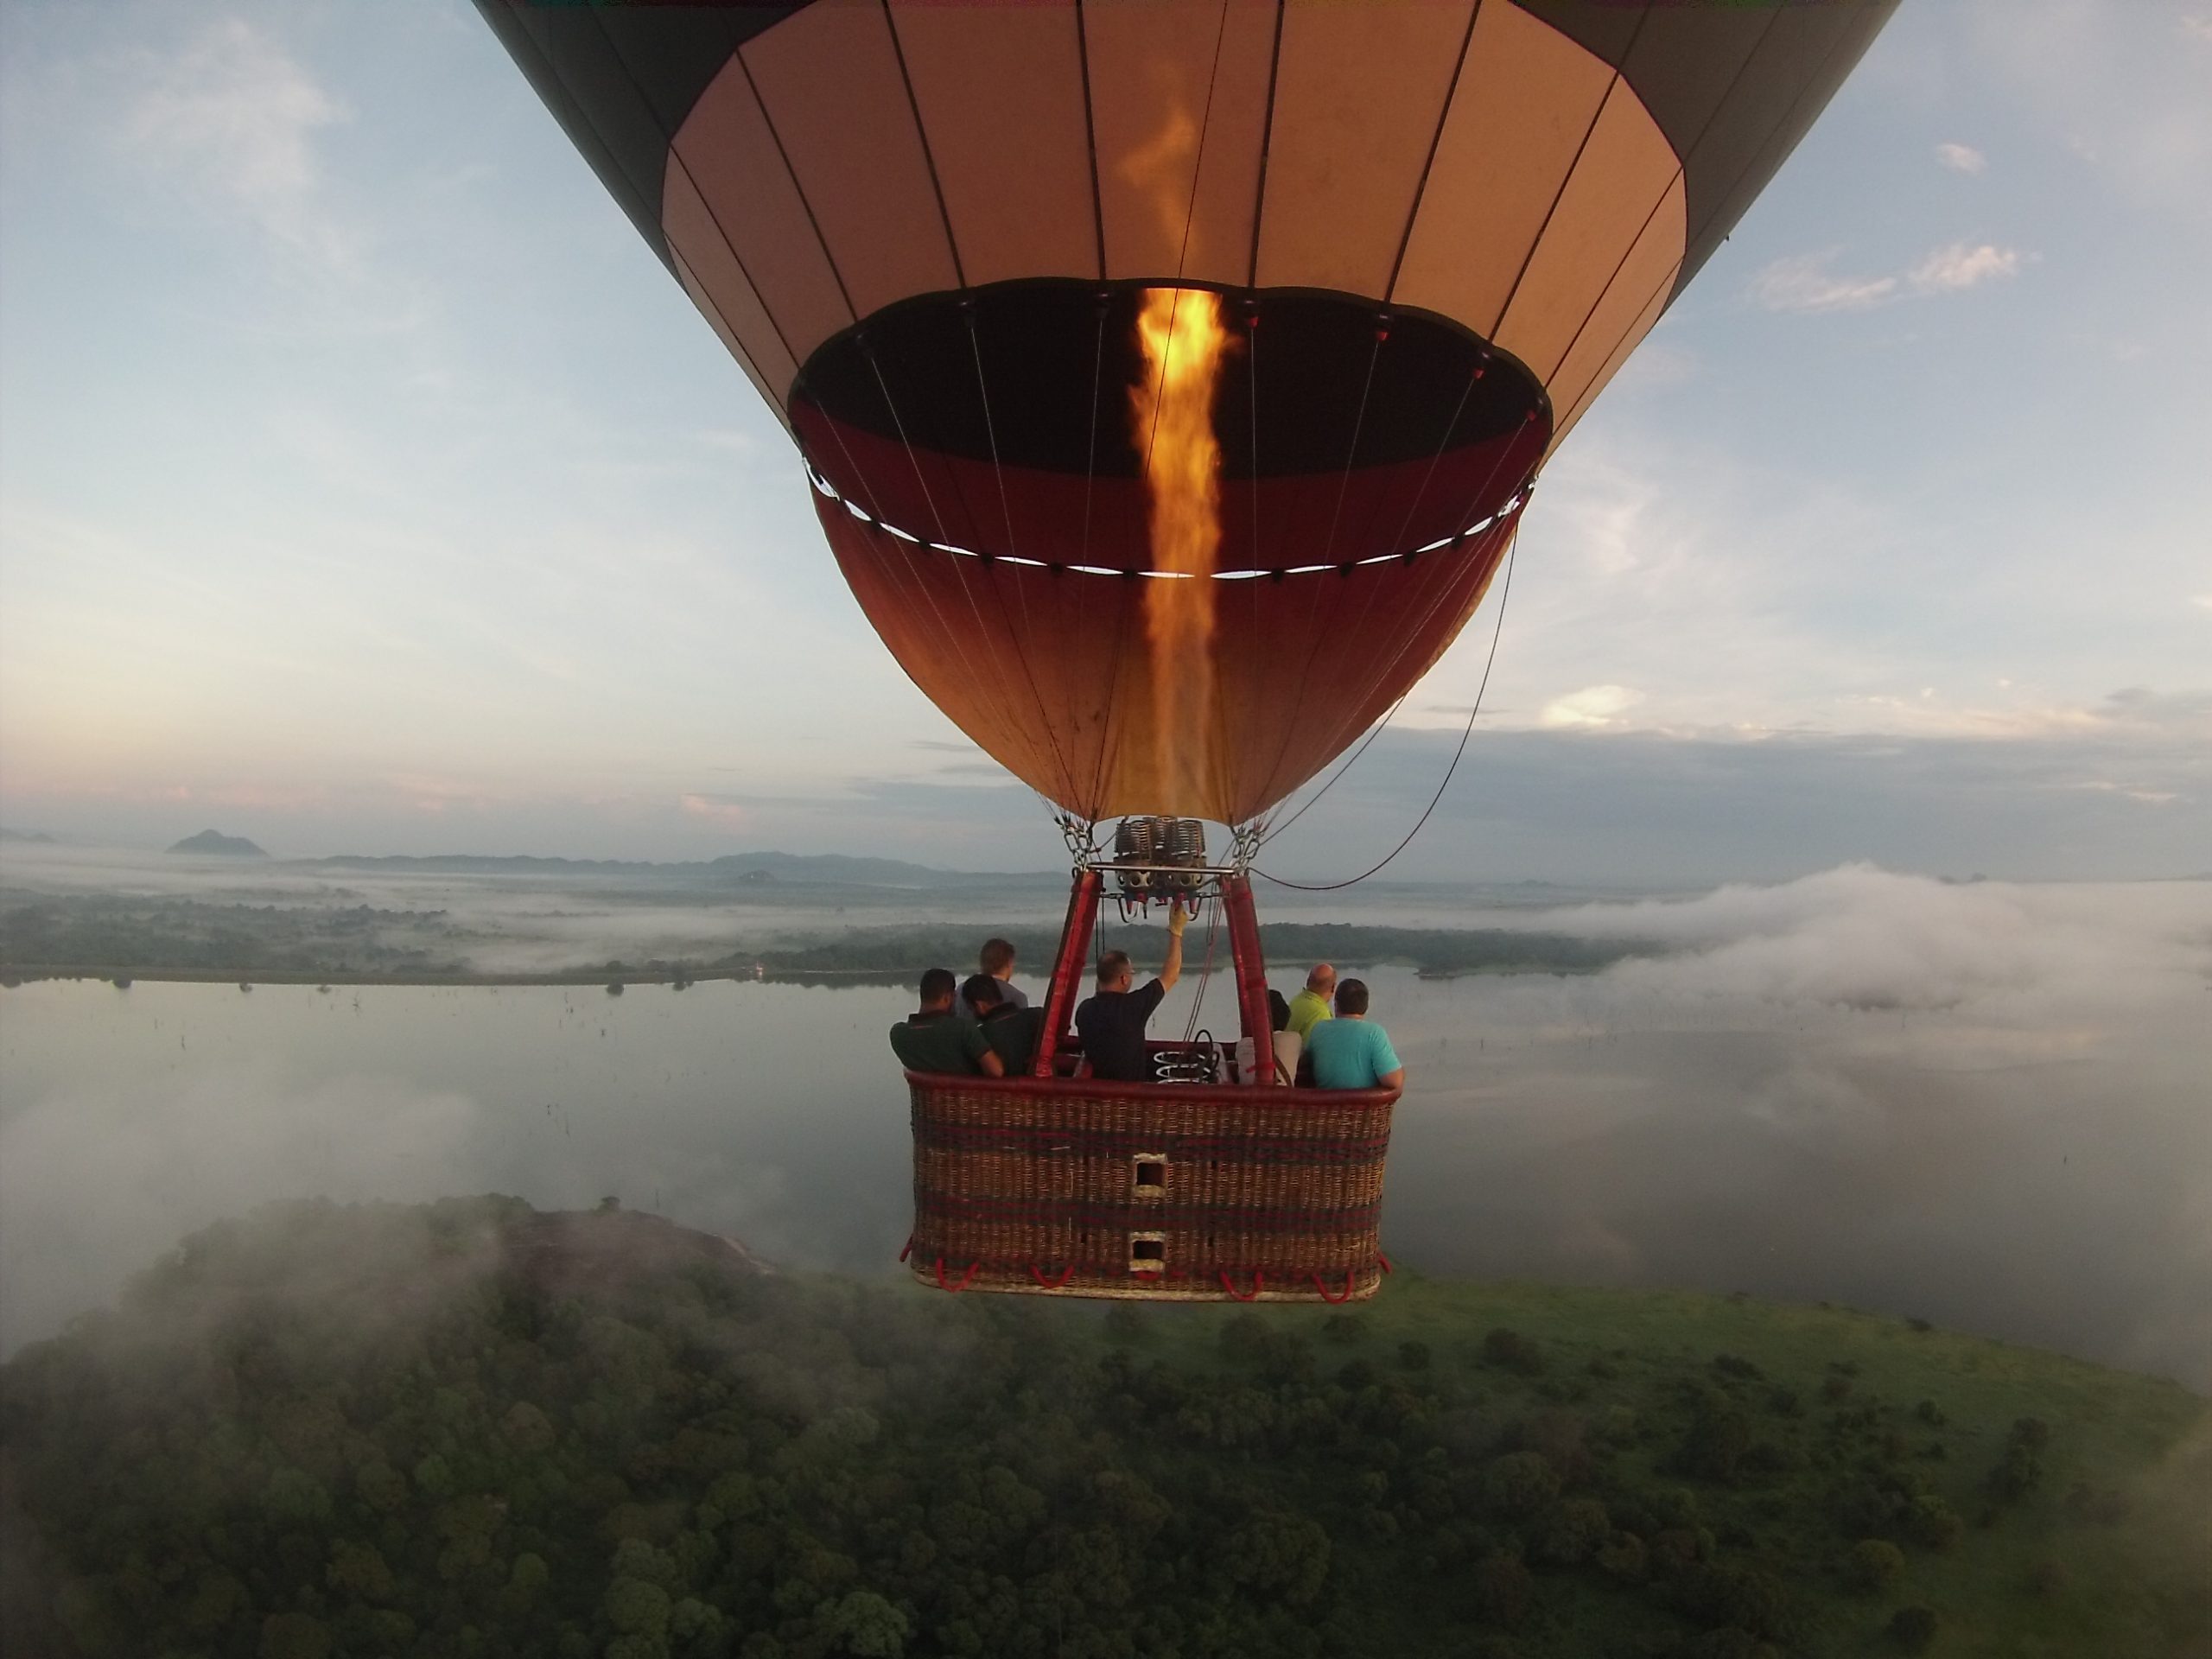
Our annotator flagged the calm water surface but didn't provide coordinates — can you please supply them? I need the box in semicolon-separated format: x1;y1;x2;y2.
3;964;2205;1385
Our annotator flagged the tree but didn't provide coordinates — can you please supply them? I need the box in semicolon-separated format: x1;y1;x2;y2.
1594;1532;1648;1581
262;1466;332;1524
326;1541;395;1604
1481;1330;1544;1376
1477;1452;1560;1522
1904;1495;1963;1551
502;1400;556;1453
355;1460;409;1513
1675;1564;1796;1643
1677;1388;1754;1484
1470;1553;1533;1629
606;1579;673;1638
258;1611;333;1659
1844;1540;1905;1593
817;1590;909;1658
1888;1606;1939;1652
1224;1511;1332;1605
1535;1499;1611;1567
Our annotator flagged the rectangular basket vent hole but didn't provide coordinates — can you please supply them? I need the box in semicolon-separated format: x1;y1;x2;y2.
1135;1159;1166;1192
1129;1236;1166;1271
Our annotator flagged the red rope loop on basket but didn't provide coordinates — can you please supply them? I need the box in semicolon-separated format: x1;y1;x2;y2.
1220;1268;1265;1302
934;1256;981;1294
1376;1251;1394;1275
1314;1269;1357;1305
898;1235;913;1263
1029;1263;1076;1289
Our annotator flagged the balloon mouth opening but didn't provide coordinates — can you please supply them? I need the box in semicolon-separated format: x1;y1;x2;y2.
794;278;1547;482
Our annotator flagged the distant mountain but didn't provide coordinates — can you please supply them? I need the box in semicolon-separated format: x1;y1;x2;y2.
167;830;267;858
0;828;58;843
312;849;1048;887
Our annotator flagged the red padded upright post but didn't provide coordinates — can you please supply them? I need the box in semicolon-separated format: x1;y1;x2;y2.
1032;868;1100;1077
1220;872;1276;1085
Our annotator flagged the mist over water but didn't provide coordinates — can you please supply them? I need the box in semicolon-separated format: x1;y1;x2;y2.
2;868;2205;1387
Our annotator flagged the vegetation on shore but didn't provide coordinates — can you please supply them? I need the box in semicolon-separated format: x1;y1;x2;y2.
3;1198;2202;1659
0;898;1644;987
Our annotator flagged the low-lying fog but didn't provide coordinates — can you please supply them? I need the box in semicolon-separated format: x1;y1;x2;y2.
2;865;2205;1387
0;841;1663;973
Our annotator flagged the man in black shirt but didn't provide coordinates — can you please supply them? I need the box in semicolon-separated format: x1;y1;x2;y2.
963;973;1044;1075
1073;900;1186;1083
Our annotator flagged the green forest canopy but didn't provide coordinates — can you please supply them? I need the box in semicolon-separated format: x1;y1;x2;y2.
3;1198;2203;1659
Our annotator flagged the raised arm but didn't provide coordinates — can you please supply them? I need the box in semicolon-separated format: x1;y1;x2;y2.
1158;899;1188;991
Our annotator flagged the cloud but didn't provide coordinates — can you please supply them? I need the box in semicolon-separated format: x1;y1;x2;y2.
2178;13;2212;45
2192;594;2212;613
121;19;347;258
2058;780;2180;806
680;793;750;830
1909;241;2024;293
2093;684;2212;734
1540;684;1646;730
1935;142;1988;175
1749;242;2028;313
1531;864;2212;1014
1745;250;1899;314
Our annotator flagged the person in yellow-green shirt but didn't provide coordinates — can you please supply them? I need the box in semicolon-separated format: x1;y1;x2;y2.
1285;963;1336;1040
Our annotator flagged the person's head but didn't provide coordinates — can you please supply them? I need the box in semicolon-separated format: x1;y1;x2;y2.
1306;962;1337;997
1096;950;1135;993
961;973;1003;1014
1336;978;1370;1018
1268;988;1291;1032
980;938;1017;978
918;967;957;1011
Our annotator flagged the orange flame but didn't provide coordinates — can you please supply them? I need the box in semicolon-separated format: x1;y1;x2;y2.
1131;286;1229;811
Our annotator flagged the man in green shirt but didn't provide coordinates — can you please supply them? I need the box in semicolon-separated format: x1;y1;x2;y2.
963;973;1043;1075
1285;963;1337;1040
889;968;1003;1077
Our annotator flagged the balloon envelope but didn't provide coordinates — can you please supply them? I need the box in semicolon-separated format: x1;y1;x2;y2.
479;0;1892;822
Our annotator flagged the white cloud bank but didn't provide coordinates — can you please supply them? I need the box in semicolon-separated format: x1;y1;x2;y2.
1521;864;2212;1015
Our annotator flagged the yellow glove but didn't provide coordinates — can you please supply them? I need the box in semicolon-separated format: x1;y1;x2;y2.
1166;902;1188;938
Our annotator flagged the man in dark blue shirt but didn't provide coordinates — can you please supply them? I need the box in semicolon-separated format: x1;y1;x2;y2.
1073;901;1186;1083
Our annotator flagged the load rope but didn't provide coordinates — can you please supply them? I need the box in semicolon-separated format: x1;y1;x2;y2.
1254;526;1517;892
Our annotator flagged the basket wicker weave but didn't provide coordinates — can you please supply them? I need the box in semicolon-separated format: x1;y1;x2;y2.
906;1067;1397;1302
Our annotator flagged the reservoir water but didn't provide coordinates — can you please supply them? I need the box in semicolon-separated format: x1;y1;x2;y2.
5;912;2206;1387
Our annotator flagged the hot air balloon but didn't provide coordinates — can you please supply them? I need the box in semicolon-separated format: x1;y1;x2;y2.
477;0;1893;1301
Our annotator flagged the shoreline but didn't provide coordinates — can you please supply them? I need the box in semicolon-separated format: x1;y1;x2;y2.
0;963;773;988
0;960;1605;989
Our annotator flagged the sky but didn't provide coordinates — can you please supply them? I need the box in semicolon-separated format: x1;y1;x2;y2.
1;0;2207;880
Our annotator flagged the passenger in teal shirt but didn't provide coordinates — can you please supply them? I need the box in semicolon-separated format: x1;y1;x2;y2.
1303;978;1406;1091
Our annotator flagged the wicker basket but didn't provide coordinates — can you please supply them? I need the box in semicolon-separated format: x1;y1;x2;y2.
906;1068;1397;1302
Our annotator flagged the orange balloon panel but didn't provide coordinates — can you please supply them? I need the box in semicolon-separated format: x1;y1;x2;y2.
817;494;1521;824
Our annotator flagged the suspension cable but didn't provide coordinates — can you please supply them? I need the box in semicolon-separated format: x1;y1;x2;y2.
1179;893;1222;1042
1254;526;1518;891
1256;689;1409;849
